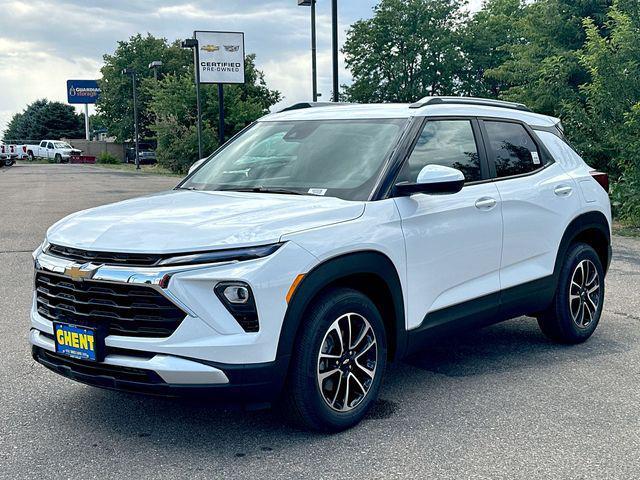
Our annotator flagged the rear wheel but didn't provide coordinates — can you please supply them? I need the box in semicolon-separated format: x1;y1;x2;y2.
282;288;387;432
28;151;34;161
537;243;604;343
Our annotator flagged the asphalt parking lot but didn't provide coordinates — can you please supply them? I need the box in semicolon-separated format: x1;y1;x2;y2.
1;163;639;479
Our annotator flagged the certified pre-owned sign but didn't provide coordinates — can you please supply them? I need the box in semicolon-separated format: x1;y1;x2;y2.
194;31;245;84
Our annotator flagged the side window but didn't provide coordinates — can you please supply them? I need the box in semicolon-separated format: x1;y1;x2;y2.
47;142;54;149
397;120;481;183
40;141;46;148
484;121;542;178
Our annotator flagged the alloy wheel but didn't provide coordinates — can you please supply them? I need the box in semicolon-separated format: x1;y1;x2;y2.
569;259;601;328
317;313;377;412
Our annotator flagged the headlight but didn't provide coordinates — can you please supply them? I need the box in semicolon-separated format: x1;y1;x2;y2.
156;243;282;267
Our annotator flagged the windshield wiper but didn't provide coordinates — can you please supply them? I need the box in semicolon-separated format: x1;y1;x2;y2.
218;186;304;195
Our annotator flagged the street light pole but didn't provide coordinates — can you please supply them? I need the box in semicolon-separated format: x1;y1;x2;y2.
122;68;140;170
148;60;163;81
331;0;339;102
298;0;318;102
182;39;203;159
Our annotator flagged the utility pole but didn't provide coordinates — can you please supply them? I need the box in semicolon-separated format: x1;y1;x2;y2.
122;68;140;170
181;39;203;159
331;0;339;102
298;1;318;101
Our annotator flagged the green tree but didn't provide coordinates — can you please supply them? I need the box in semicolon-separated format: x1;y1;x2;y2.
459;0;524;97
3;99;84;141
97;33;191;142
147;54;281;173
343;0;468;102
578;3;640;224
487;0;612;115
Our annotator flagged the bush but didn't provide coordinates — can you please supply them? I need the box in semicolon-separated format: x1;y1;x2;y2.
153;116;216;174
611;173;640;227
97;152;120;164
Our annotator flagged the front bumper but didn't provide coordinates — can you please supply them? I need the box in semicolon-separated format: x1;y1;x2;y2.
30;242;316;399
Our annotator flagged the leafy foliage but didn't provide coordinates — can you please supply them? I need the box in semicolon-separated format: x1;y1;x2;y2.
147;54;281;174
97;152;120;164
97;33;191;142
3;100;84;141
343;0;468;102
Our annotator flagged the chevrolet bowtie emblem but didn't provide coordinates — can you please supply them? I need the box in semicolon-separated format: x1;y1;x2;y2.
63;263;100;281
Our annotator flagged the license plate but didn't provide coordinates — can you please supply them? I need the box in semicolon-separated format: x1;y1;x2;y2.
53;323;100;361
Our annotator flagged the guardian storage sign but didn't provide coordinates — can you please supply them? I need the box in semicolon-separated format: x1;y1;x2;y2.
194;31;245;84
67;80;101;104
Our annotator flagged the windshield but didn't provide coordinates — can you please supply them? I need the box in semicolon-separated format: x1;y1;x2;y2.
54;142;71;148
181;119;407;201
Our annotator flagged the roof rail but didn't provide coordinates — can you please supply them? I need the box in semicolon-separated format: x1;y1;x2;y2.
278;102;354;113
409;96;532;112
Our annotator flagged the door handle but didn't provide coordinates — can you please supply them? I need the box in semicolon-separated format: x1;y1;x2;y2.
554;185;573;196
475;197;497;210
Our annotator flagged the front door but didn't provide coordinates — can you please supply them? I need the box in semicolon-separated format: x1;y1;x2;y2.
394;118;503;330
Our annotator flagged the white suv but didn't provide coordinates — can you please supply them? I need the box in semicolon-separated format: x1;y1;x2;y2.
30;97;611;431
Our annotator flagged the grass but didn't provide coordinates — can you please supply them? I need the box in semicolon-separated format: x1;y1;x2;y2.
613;221;640;238
16;159;54;165
91;162;183;177
16;159;182;177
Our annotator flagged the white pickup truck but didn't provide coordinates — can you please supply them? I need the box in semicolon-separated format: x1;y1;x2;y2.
25;140;81;163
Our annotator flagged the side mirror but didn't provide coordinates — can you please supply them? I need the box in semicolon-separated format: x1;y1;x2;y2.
188;158;207;175
394;165;465;196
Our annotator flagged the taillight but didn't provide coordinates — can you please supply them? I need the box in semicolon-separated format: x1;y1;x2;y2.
590;171;609;193
22;146;26;153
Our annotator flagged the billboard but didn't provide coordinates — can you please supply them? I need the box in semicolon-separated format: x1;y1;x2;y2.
194;31;245;84
67;80;101;104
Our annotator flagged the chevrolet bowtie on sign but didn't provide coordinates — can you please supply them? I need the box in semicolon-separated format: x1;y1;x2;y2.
194;30;245;84
201;44;220;53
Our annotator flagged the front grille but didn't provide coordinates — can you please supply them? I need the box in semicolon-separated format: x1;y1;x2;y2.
35;271;186;337
47;243;162;266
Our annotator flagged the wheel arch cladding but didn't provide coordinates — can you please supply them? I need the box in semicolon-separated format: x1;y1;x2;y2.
277;251;406;364
556;211;611;277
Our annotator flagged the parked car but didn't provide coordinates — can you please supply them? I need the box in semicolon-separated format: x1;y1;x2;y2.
1;141;23;165
125;143;157;164
25;140;81;163
30;97;611;431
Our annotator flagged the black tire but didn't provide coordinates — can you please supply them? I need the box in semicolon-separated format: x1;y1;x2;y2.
54;153;62;163
537;243;605;344
282;288;387;432
28;151;34;161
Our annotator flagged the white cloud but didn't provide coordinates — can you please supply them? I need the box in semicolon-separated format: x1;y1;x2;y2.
0;0;483;137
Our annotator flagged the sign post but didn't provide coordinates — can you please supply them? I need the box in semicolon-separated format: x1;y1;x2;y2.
67;80;101;140
194;31;245;147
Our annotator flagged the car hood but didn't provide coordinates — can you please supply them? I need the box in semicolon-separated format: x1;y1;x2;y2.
46;190;364;254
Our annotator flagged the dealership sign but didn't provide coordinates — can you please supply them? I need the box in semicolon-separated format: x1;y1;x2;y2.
67;80;101;104
194;31;245;84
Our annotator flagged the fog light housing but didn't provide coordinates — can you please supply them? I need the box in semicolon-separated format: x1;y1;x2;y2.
214;281;259;332
222;284;250;304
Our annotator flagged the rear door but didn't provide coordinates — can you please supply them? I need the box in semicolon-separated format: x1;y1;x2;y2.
480;119;581;292
394;118;503;330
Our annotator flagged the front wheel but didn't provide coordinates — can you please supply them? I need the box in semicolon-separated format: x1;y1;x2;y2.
54;153;62;163
537;243;605;343
282;288;387;432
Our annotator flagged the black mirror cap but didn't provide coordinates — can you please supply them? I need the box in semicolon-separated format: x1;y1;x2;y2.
393;179;464;197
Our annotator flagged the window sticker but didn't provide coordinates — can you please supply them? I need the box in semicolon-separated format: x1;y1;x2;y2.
531;151;541;165
308;188;327;196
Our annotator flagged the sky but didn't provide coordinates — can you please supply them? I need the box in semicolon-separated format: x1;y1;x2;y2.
0;0;483;138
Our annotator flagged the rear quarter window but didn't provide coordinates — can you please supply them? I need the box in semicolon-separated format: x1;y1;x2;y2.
484;121;543;178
